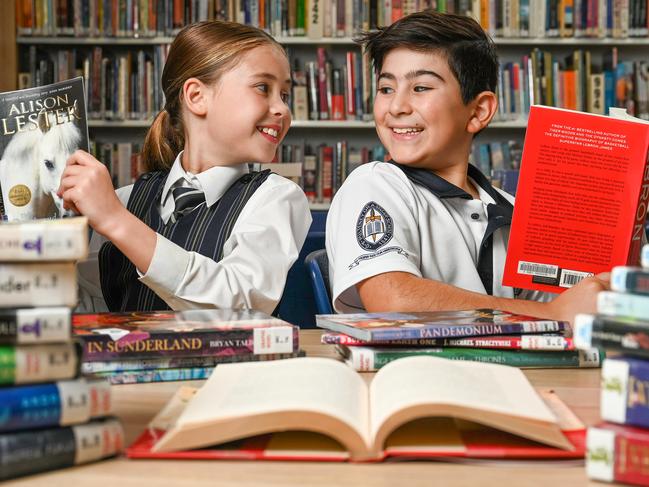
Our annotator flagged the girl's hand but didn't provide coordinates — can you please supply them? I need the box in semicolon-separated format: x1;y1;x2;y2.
546;272;610;323
57;150;127;237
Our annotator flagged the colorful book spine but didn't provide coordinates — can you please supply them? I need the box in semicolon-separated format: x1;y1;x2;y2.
82;351;304;373
587;423;649;486
0;307;71;344
0;378;111;433
600;356;649;428
574;313;649;358
0;217;88;261
0;418;123;481
0;263;77;308
611;266;649;295
77;325;299;361
340;346;603;372
598;291;649;320
0;343;81;385
95;366;216;385
321;333;574;350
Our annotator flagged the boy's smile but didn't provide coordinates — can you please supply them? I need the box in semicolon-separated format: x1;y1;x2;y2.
373;48;477;172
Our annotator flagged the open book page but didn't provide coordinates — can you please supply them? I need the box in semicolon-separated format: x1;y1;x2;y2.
368;356;568;451
153;357;371;455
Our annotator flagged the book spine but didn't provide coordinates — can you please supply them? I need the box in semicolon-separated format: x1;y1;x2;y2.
78;325;299;361
368;321;569;341
0;307;71;345
628;144;649;265
0;221;88;261
0;378;112;433
0;343;81;385
81;351;304;373
345;346;602;372
97;366;215;384
0;263;77;308
587;424;649;485
611;266;649;295
0;419;123;481
598;291;649;320
321;333;574;350
600;356;649;428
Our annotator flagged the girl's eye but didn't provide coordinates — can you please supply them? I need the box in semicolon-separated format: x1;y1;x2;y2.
281;92;290;104
256;83;269;93
378;86;393;95
414;86;432;92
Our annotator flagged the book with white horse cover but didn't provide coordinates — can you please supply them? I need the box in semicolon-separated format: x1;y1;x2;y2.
0;77;88;221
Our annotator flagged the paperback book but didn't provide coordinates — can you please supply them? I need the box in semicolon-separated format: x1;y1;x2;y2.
503;106;649;293
315;309;570;342
127;357;586;462
0;343;82;385
574;313;649;358
73;309;299;361
0;77;89;221
0;306;71;345
0;217;88;261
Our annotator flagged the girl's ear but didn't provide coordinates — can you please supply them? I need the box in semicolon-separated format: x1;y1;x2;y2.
182;78;208;116
466;91;498;134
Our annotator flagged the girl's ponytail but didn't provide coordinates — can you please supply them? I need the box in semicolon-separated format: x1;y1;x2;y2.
141;108;185;172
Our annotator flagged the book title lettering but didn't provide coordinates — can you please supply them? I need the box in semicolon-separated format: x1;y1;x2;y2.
1;94;82;135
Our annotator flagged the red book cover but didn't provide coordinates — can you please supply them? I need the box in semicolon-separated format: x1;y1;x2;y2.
587;423;649;485
503;105;649;293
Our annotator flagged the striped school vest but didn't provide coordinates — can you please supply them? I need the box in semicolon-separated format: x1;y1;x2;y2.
98;169;271;312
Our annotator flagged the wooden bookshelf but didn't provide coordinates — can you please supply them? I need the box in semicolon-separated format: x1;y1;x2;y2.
0;0;17;92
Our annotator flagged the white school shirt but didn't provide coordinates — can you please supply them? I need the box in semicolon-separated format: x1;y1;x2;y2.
76;152;312;314
326;161;552;313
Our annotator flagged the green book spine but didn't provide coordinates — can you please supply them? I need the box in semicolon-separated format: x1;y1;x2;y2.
0;344;80;385
296;0;306;34
344;346;603;371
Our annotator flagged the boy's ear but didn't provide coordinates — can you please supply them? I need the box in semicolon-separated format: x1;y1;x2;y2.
182;78;209;117
466;91;498;134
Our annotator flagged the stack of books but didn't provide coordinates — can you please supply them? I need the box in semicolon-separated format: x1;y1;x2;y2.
0;217;123;480
577;244;649;486
316;309;604;372
73;309;304;384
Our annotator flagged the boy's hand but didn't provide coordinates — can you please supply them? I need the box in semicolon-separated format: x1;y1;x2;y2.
57;150;127;237
546;272;610;324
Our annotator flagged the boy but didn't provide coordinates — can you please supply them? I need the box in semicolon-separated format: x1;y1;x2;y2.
326;11;607;323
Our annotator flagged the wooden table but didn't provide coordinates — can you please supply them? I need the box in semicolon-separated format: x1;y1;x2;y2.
4;330;610;487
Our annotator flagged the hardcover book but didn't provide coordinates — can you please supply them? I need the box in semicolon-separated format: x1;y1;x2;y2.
0;306;71;345
503;105;649;293
339;345;602;372
315;309;570;342
599;356;649;429
127;356;586;462
587;423;649;486
0;77;89;221
72;309;299;361
0;216;88;261
0;343;82;385
0;262;77;308
0;418;123;481
574;313;649;358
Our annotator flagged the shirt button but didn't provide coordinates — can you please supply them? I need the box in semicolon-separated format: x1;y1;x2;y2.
471;213;480;220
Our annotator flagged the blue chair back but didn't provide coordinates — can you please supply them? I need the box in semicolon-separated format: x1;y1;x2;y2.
305;249;333;315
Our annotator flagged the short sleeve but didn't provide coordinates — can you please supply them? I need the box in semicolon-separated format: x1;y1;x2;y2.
326;163;422;313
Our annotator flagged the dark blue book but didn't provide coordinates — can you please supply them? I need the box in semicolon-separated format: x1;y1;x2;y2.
316;309;570;342
601;356;649;428
0;378;111;433
0;418;123;480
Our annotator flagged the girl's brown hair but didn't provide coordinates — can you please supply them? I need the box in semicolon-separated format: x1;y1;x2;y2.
141;21;285;172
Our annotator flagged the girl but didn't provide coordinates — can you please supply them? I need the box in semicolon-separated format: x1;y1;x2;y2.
61;21;312;314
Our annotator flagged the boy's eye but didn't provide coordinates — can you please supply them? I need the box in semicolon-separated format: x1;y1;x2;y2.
378;86;394;95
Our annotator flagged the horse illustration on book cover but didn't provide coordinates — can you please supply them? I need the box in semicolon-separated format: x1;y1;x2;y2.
0;77;89;221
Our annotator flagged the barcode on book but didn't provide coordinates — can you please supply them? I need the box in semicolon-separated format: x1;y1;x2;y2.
559;269;593;288
517;261;558;278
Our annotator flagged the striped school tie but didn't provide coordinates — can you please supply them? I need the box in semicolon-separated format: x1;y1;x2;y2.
170;186;205;223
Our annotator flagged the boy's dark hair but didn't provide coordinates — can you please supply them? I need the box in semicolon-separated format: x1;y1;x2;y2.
356;11;498;104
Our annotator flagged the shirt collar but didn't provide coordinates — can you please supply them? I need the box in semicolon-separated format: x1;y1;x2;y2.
161;151;250;208
388;160;511;207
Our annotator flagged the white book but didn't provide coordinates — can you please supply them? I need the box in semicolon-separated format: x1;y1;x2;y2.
0;262;77;308
0;217;88;261
598;291;649;320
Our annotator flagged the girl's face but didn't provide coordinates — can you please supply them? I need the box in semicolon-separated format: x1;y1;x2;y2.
203;45;292;165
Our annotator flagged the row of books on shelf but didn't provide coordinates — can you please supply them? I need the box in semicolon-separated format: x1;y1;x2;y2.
494;48;649;122
15;0;649;39
19;44;649;123
560;246;649;486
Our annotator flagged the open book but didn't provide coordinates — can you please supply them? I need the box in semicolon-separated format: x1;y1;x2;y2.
127;357;586;462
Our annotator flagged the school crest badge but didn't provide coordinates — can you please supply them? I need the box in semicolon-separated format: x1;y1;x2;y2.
356;201;393;251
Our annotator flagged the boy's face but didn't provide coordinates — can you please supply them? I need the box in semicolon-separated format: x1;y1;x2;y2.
373;48;475;170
